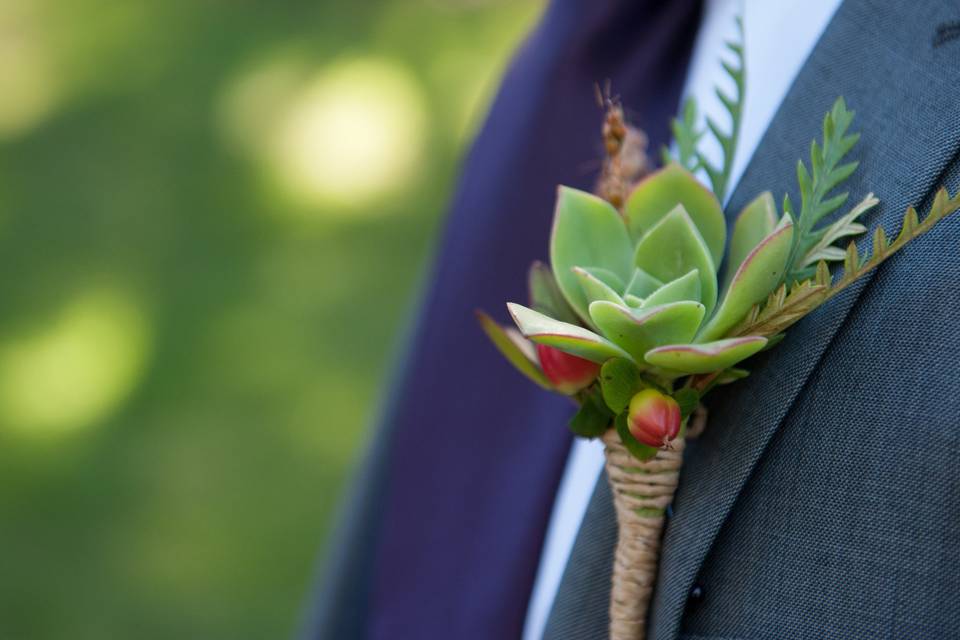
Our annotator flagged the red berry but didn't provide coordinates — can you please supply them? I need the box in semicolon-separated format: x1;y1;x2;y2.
535;343;600;395
627;389;681;448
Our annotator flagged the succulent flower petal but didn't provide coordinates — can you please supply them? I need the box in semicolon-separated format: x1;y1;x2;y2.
573;266;626;306
644;336;768;374
698;215;793;342
639;269;702;308
624;268;663;299
723;191;778;290
476;310;553;390
623;162;727;264
550;187;634;324
528;261;580;325
507;302;633;363
634;205;718;315
589;300;705;363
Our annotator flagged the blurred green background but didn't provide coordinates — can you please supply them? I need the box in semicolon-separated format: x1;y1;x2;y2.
0;0;542;637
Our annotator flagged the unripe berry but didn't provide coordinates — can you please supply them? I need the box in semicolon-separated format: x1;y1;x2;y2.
535;344;600;395
627;389;681;448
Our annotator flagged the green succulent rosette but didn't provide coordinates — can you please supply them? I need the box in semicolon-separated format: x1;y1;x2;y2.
514;163;782;384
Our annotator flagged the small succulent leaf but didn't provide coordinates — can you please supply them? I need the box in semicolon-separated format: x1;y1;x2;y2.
624;268;663;298
590;300;705;363
615;412;659;462
644;336;768;374
623;162;727;264
633;205;718;315
600;358;645;414
528;261;579;325
581;267;626;291
568;387;613;438
507;303;633;363
623;294;644;308
672;387;700;419
698;216;794;342
573;267;626;306
724;192;777;290
550;187;635;323
476;310;553;390
640;270;702;309
505;326;538;362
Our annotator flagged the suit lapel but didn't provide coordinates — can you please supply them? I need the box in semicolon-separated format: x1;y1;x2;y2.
649;0;960;637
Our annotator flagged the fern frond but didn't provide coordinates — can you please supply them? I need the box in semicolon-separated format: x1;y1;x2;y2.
696;19;745;202
730;279;829;337
824;187;960;300
794;193;879;277
667;98;703;172
784;97;862;282
732;187;960;338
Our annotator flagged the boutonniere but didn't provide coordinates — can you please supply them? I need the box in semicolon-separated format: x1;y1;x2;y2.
477;23;960;640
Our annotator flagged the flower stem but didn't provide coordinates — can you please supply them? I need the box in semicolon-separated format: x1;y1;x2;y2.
602;428;684;639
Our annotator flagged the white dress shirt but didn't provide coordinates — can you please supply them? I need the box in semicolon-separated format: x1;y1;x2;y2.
522;1;844;637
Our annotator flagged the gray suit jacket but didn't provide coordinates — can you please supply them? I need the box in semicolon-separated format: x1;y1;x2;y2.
545;1;960;638
308;1;960;638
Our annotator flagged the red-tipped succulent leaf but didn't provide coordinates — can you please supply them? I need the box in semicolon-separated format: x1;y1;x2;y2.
627;389;681;448
535;343;600;395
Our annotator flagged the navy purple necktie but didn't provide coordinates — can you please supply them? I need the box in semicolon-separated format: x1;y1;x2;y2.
370;1;702;637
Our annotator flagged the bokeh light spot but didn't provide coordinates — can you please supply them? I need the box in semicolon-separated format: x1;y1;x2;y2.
266;57;427;212
220;55;427;214
0;287;151;436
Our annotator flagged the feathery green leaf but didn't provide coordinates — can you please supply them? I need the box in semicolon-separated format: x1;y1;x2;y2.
784;97;864;283
696;17;745;202
668;98;703;172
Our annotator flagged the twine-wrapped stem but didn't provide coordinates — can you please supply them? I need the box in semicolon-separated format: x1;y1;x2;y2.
602;428;684;640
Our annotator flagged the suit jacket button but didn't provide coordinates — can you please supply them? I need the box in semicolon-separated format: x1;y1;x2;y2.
689;583;705;603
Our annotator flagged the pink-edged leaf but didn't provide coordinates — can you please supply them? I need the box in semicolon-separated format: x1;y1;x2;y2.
723;191;778;290
528;261;580;325
476;310;553;389
589;300;704;363
573;266;626;306
507;302;633;364
549;187;634;323
624;268;663;298
623;162;726;264
639;270;702;308
698;216;794;342
633;205;718;315
644;336;768;374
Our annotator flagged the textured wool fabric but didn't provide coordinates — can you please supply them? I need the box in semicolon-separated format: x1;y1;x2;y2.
546;1;960;638
302;1;702;638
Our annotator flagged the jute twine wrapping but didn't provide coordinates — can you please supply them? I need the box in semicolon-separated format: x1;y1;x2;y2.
601;428;684;640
